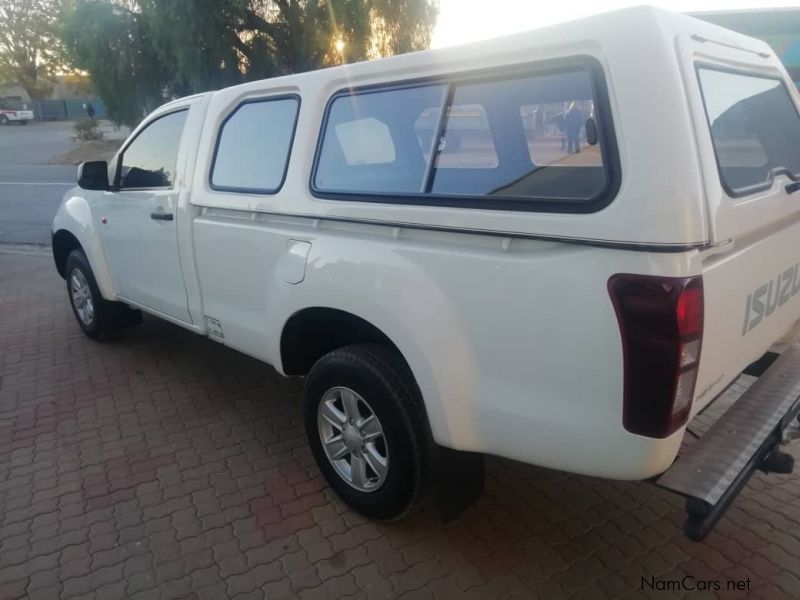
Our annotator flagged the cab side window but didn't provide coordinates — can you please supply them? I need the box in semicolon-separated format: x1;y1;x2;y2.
210;97;299;193
117;110;188;189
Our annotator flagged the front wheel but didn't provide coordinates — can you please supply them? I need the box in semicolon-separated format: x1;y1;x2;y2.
65;249;140;340
0;115;8;126
304;344;428;520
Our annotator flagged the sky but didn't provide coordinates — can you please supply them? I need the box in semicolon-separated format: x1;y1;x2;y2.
432;1;795;48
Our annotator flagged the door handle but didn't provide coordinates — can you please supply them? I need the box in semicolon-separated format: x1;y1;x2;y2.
150;211;174;221
786;181;800;195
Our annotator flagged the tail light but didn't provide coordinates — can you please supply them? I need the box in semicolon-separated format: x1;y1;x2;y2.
608;274;704;438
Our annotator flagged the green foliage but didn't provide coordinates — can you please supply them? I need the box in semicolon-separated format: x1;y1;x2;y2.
0;0;66;100
369;0;439;56
138;0;254;95
61;1;169;126
73;117;104;140
60;0;439;126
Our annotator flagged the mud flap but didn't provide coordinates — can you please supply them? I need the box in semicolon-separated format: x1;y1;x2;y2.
430;445;484;522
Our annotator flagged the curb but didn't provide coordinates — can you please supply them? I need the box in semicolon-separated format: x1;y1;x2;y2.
0;242;50;256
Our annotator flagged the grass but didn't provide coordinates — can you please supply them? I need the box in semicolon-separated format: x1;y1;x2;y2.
49;138;124;165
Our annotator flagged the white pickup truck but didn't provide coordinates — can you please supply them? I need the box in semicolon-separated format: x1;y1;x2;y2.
51;7;800;539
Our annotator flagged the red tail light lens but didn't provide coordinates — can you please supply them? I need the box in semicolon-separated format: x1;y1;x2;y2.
608;275;704;439
677;286;703;337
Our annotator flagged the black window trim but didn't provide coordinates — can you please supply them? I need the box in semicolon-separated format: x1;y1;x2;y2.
208;93;301;195
113;108;189;192
309;56;621;214
695;62;800;199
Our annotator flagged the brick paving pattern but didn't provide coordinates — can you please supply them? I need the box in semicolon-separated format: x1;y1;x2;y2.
1;248;800;599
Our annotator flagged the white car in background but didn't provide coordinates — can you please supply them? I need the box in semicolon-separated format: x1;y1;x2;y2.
0;105;34;125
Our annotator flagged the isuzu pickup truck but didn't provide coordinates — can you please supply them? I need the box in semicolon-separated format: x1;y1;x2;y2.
51;6;800;539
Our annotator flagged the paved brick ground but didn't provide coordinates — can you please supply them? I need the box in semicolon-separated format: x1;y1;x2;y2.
1;248;800;600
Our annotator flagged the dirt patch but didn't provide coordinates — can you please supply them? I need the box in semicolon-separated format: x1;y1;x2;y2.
49;139;124;165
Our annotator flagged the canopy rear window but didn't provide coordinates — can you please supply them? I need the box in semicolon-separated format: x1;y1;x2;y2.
697;68;800;196
312;59;619;213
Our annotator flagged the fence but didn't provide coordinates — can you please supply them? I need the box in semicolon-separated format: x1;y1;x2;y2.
31;98;107;121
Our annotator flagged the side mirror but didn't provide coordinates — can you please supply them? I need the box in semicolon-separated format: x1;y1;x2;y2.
77;160;109;190
585;117;598;146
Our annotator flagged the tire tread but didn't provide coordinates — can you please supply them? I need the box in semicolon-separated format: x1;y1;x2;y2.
305;343;428;520
65;249;140;340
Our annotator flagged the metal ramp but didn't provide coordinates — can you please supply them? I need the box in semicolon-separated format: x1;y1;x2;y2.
657;343;800;540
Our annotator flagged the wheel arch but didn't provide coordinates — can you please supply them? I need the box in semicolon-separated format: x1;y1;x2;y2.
280;307;404;376
281;306;442;452
275;301;460;451
51;194;118;300
52;229;83;278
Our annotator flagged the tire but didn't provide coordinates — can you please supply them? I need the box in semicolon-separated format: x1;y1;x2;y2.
0;115;8;126
65;249;141;340
304;344;428;520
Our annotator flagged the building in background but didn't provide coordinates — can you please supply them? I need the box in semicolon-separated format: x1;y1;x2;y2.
693;8;800;88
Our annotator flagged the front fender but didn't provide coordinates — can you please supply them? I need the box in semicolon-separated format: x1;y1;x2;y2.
52;190;117;301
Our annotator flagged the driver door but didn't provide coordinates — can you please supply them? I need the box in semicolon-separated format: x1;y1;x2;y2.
99;109;192;323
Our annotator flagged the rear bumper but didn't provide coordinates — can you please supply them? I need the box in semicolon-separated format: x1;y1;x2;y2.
657;342;800;540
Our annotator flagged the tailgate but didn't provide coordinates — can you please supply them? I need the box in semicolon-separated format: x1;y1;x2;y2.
686;42;800;412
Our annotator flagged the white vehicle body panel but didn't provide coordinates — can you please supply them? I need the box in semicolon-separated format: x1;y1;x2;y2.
1;109;34;122
94;96;208;324
51;6;800;481
52;194;118;299
99;185;191;321
192;209;696;478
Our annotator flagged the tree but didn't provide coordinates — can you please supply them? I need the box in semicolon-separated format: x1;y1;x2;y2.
61;1;171;126
0;0;65;100
60;0;439;125
138;0;257;95
227;0;438;70
369;0;439;57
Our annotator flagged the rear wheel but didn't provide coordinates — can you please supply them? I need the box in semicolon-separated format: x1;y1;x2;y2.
65;249;140;340
304;344;427;520
0;115;8;125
